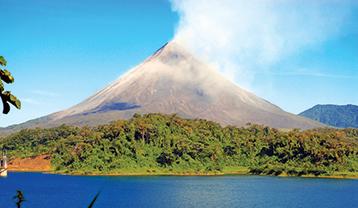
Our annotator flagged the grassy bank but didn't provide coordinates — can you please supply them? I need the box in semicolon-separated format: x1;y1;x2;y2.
9;167;358;179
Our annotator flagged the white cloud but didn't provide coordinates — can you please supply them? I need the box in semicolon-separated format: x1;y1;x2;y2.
30;90;59;97
22;90;61;106
259;69;358;79
170;0;355;89
22;98;42;105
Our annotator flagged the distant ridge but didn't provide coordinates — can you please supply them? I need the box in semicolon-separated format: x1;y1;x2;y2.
299;104;358;128
0;41;323;134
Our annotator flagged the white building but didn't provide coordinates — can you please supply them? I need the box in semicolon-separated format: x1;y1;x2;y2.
0;152;7;177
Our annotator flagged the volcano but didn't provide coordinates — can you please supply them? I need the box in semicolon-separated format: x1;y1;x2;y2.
4;41;323;132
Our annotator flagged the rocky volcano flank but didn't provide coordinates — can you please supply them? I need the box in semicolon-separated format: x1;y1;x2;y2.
3;41;323;132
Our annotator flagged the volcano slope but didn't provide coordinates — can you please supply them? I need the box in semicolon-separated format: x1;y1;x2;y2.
2;42;323;133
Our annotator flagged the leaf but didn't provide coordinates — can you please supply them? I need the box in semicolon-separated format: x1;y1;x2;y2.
0;56;6;66
0;80;3;92
1;91;21;114
87;192;100;208
9;93;21;109
0;69;14;84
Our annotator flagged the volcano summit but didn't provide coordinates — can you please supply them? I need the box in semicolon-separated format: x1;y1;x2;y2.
4;42;322;132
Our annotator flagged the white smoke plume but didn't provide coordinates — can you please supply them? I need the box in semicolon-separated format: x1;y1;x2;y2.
170;0;355;89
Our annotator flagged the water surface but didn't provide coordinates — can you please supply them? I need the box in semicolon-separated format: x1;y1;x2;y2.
0;172;357;207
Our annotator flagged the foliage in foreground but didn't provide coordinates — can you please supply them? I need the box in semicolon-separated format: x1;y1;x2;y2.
12;190;99;208
0;56;21;114
1;113;357;176
14;190;25;208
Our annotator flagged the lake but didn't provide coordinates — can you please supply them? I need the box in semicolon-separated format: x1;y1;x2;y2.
0;172;357;208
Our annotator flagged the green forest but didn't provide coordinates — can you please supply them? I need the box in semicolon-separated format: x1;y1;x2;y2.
1;113;357;177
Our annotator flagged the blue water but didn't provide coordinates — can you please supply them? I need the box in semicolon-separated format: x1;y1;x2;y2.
0;172;357;208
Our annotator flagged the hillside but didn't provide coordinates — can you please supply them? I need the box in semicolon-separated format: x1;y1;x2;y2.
299;104;358;128
1;114;357;177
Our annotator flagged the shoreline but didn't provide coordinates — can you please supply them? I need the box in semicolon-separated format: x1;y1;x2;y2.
8;169;358;179
7;156;358;179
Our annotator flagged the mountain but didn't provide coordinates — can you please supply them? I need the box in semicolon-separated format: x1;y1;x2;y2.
2;41;323;133
299;104;358;128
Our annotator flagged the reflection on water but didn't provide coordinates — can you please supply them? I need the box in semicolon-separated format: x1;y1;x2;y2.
0;172;357;208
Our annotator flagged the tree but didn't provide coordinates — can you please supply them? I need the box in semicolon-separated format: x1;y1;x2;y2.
0;56;21;114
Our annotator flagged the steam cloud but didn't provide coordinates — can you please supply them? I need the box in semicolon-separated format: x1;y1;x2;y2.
170;0;355;89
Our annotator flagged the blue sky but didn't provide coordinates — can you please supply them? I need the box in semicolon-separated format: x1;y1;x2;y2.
0;0;357;127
